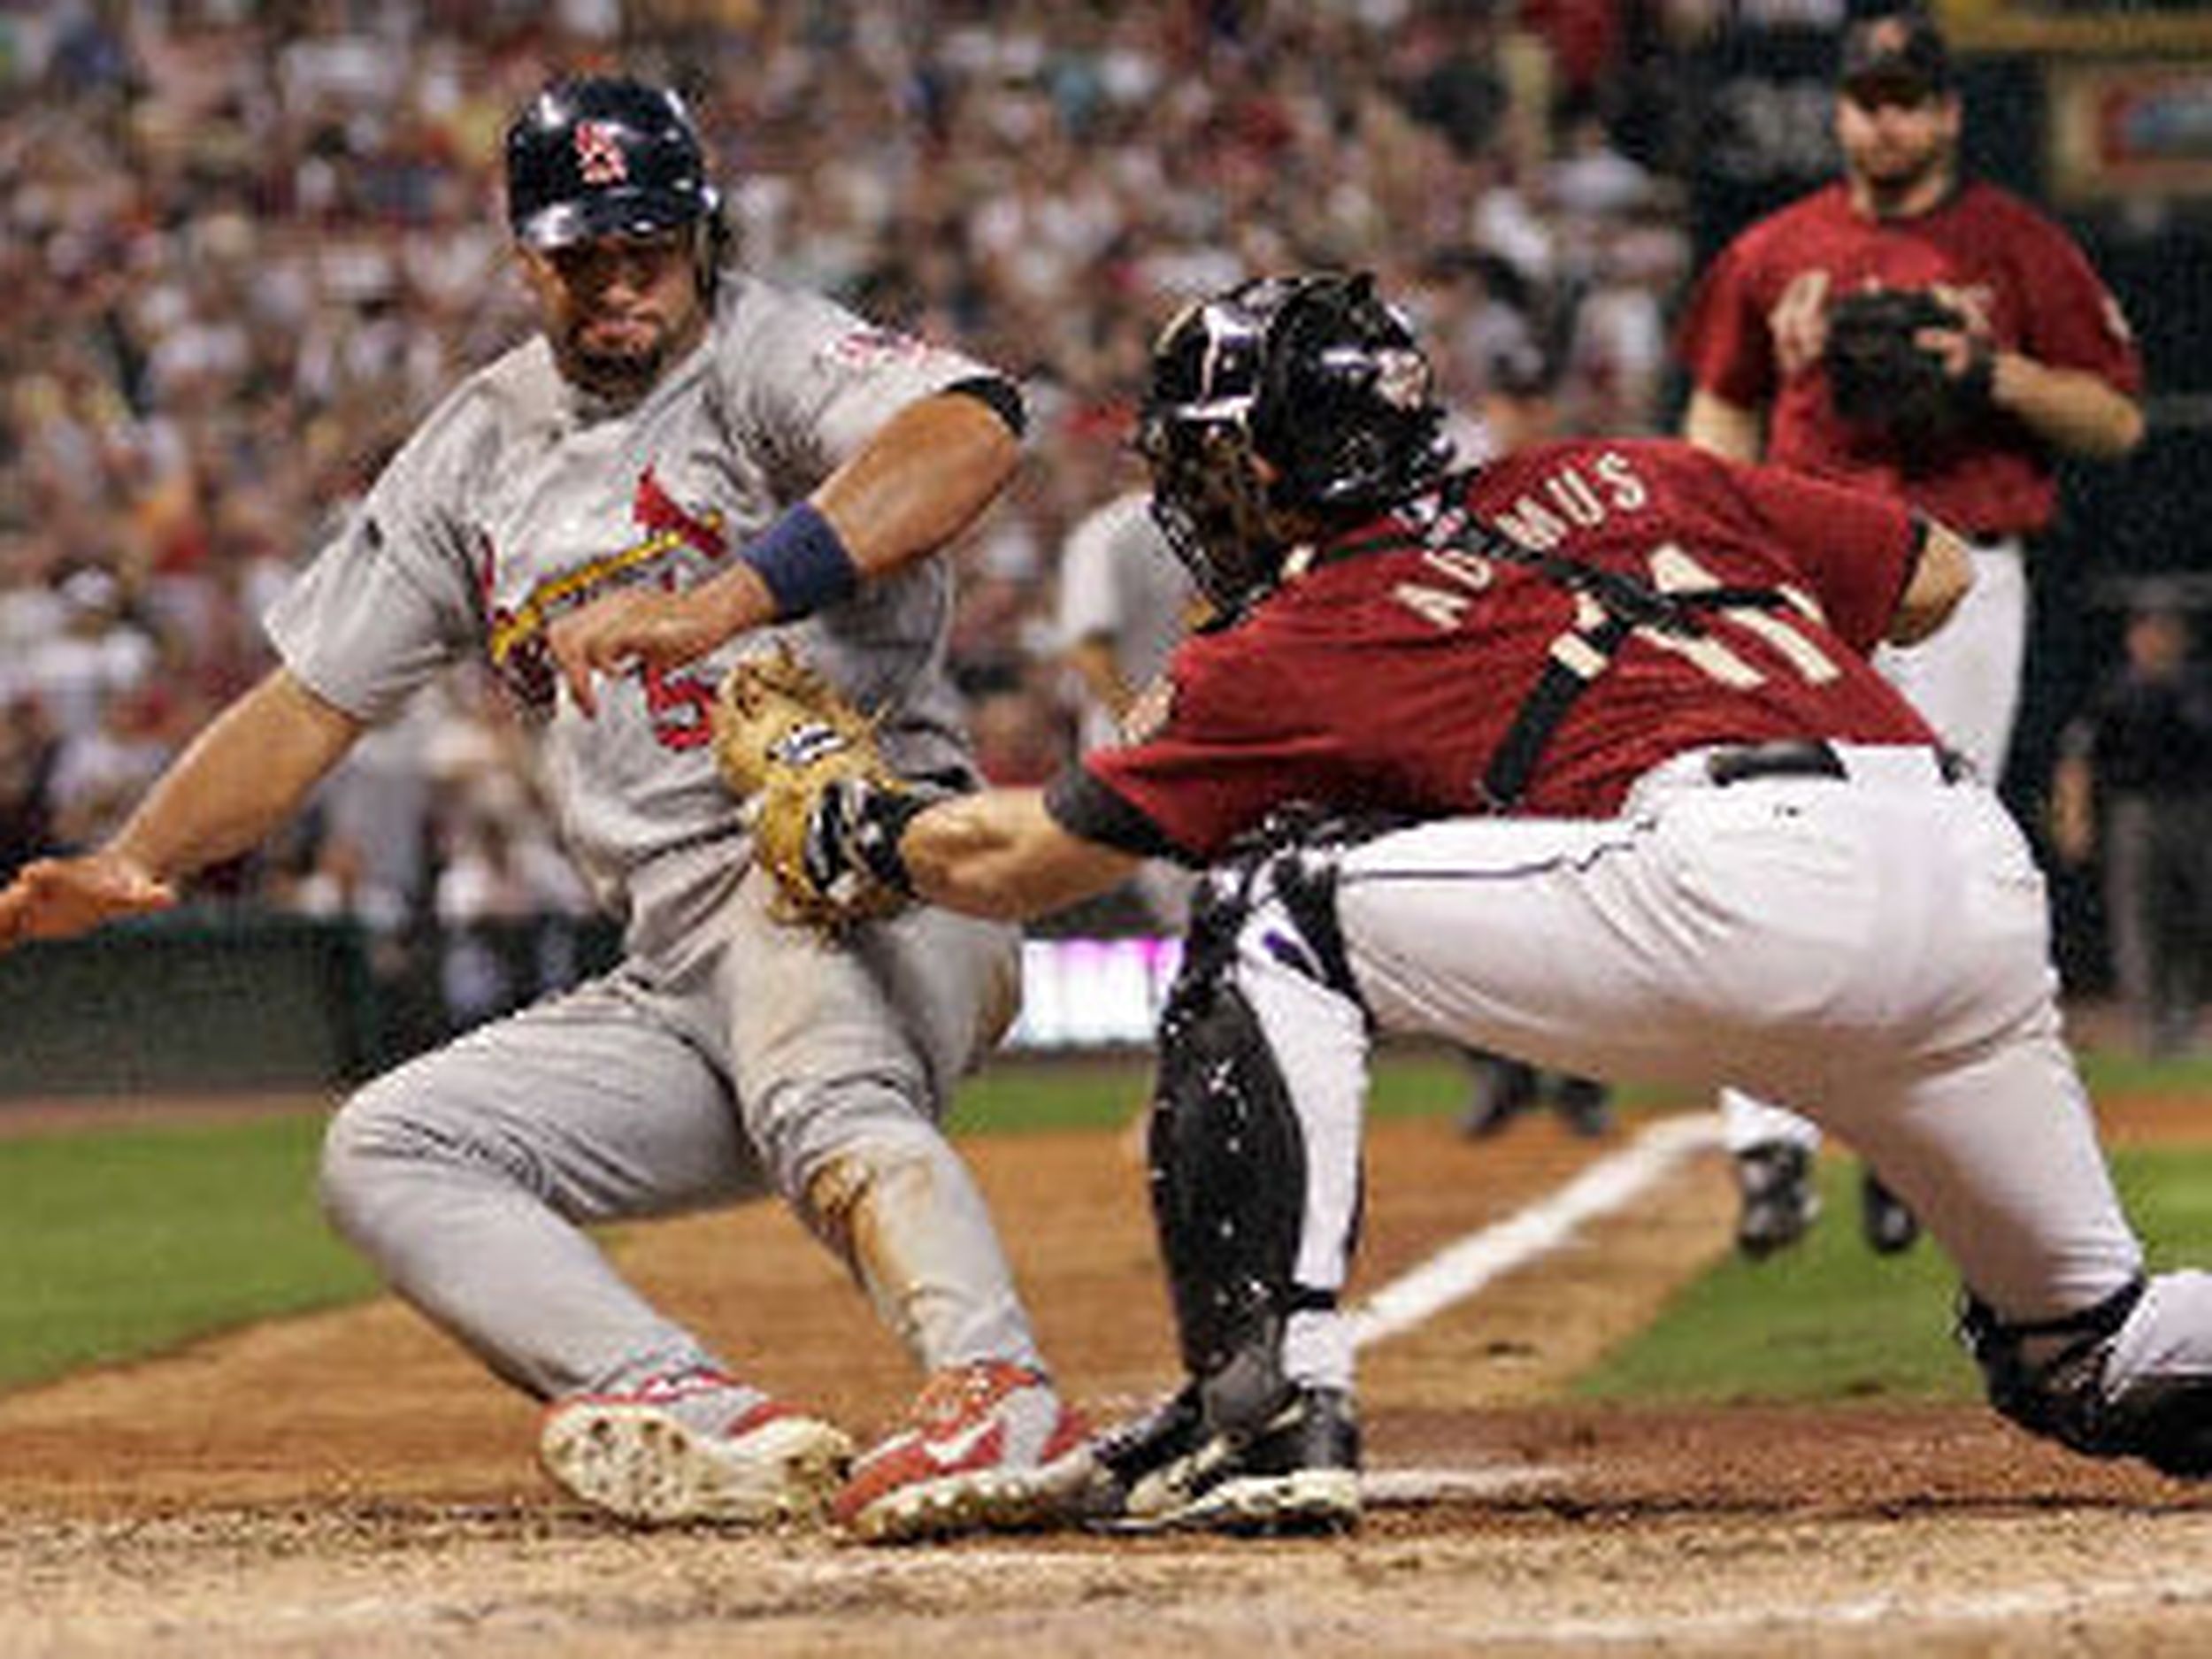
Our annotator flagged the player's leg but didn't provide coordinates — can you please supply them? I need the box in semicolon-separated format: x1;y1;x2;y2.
1718;1088;1824;1259
1740;775;2212;1478
2101;795;2160;1053
321;977;762;1397
1457;1048;1542;1139
2168;795;2212;1052
1861;538;2030;1253
319;973;853;1523
1342;768;2208;1478
2143;796;2211;1055
1094;843;1373;1533
721;875;1088;1540
1104;810;1731;1532
1836;1020;2212;1478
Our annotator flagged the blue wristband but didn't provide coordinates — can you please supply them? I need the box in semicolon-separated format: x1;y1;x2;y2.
741;501;860;619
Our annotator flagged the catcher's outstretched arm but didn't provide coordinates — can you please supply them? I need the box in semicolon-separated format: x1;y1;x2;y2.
549;387;1021;713
898;788;1140;923
0;668;362;952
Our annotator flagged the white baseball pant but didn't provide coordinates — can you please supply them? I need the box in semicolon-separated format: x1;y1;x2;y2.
1722;538;2029;1157
1220;745;2206;1406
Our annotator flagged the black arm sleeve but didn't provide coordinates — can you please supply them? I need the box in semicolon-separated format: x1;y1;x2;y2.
940;374;1026;439
1044;766;1201;864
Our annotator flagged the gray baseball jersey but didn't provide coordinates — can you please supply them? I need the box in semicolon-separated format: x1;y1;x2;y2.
1056;488;1195;756
269;272;981;950
296;272;1039;1402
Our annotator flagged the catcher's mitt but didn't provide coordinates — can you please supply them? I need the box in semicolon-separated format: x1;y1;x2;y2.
1823;288;1991;444
712;645;910;930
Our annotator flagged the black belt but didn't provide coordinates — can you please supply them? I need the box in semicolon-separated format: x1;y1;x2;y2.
1706;740;1970;787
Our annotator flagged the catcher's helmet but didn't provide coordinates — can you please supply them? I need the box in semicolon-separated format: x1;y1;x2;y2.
1136;272;1452;615
504;76;719;250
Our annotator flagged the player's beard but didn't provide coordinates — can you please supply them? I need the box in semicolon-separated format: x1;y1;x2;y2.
1852;132;1954;217
557;288;711;403
560;312;678;402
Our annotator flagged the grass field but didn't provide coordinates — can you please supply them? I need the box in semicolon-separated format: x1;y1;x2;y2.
0;1116;374;1389
4;1044;2209;1399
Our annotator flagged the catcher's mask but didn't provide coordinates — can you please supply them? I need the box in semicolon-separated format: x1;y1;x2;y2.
505;76;726;285
1135;272;1453;617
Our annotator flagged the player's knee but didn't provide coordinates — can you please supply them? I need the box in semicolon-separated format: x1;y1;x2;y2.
316;1071;507;1242
1962;1275;2212;1479
317;1074;428;1238
748;1057;938;1186
317;1087;386;1244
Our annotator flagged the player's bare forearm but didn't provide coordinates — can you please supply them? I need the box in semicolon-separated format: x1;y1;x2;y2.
813;389;1021;574
1889;522;1974;645
900;788;1140;922
0;669;360;951
1681;388;1764;462
2048;754;2096;864
112;668;363;881
1990;355;2144;461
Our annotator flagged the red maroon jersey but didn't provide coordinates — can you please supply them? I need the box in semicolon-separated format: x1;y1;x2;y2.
1056;439;1939;863
1676;180;2141;537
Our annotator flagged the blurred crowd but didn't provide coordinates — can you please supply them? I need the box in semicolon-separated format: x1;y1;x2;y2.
0;0;1707;1002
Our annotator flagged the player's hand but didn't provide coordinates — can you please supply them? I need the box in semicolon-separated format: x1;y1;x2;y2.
548;580;757;718
1770;269;1832;378
0;850;176;954
1913;283;1994;383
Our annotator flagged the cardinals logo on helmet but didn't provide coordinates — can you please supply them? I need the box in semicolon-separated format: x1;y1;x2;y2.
575;121;629;186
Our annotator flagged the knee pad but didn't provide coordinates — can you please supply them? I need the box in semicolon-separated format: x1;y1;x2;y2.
1961;1278;2212;1479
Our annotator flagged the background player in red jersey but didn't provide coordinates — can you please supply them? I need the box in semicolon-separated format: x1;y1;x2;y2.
789;272;2212;1532
1673;7;2145;1259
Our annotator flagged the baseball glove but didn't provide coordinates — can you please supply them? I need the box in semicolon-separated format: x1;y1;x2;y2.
1823;288;1991;443
712;645;911;931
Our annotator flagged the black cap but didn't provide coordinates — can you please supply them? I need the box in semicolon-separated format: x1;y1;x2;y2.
504;77;719;250
1839;11;1954;103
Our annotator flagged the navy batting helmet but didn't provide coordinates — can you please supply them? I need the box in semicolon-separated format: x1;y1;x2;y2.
504;76;720;250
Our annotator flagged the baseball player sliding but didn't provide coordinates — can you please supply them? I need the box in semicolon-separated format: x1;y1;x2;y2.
757;272;2212;1532
0;76;1092;1543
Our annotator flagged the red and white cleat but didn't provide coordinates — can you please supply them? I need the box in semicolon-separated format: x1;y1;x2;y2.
834;1360;1094;1543
540;1367;854;1525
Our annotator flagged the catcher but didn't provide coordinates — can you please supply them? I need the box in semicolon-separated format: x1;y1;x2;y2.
728;272;2211;1534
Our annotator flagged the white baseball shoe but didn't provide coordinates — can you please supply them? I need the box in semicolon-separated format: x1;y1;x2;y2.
833;1360;1094;1543
539;1367;854;1526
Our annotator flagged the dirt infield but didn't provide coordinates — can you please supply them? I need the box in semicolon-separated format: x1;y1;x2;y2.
3;1092;2209;1655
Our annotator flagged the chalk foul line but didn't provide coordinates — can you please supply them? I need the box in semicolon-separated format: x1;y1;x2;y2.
1347;1110;1723;1352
